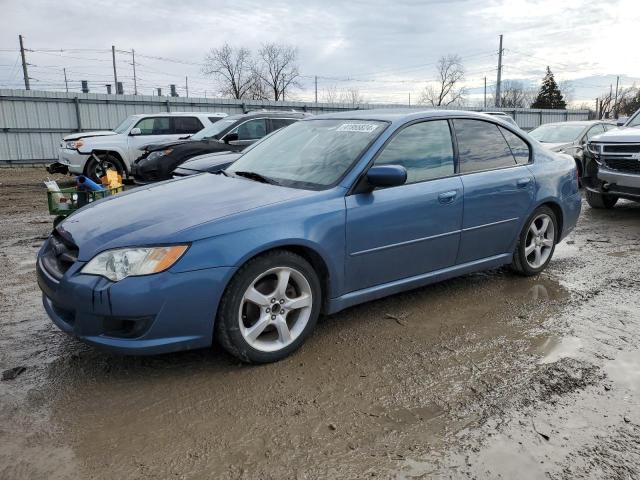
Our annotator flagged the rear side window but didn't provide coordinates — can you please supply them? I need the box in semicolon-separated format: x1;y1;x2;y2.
454;119;516;173
270;118;298;132
499;127;530;165
173;116;203;134
374;120;454;184
135;117;171;135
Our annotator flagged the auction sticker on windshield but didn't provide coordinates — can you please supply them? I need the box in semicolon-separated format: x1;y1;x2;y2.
336;123;379;133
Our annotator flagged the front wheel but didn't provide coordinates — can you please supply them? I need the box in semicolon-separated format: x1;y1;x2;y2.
84;153;125;182
510;206;558;276
585;189;618;209
215;250;322;363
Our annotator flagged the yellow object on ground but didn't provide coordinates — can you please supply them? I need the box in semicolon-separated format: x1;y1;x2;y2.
101;169;123;189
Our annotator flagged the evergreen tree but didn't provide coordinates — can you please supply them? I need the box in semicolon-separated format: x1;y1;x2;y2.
531;67;566;109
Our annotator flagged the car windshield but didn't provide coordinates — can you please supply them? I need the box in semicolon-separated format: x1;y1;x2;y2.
191;118;238;140
113;116;137;134
227;119;387;189
627;112;640;127
529;124;585;143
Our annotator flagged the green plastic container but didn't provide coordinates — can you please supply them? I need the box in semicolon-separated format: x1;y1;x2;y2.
47;186;123;217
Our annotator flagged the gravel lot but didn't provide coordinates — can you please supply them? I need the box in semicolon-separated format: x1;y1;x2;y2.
0;167;639;479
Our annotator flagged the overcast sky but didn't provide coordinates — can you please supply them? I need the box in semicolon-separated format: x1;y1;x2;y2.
1;0;638;106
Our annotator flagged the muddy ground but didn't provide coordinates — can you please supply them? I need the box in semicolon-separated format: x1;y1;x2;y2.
0;167;638;480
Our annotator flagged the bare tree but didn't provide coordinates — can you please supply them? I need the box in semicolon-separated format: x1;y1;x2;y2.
492;80;535;108
255;43;300;101
322;84;339;103
202;44;258;99
340;87;366;105
420;54;466;106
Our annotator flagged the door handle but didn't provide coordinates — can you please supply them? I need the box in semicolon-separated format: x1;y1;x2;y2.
517;177;532;188
438;190;457;204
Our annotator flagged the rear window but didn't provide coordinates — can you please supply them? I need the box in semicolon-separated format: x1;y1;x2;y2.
454;119;517;173
173;116;204;134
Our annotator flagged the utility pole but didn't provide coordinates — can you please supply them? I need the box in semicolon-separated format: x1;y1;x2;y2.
495;34;503;108
63;68;69;93
185;76;189;97
613;75;620;117
111;46;118;94
19;34;30;90
132;49;138;95
314;76;318;103
595;97;599;119
484;76;487;109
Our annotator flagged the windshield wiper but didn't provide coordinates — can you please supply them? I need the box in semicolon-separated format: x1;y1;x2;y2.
233;171;279;185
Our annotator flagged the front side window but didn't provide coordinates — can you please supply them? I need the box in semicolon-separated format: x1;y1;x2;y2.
173;116;203;134
230;119;267;140
499;127;530;165
134;117;171;135
374;120;454;183
227;119;386;189
454;119;516;173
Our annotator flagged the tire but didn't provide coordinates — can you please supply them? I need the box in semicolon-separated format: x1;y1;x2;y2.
84;153;125;182
215;250;322;363
585;189;618;209
510;206;558;276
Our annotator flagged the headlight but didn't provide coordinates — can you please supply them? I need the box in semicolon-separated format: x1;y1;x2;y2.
147;149;173;161
65;140;84;149
81;245;188;281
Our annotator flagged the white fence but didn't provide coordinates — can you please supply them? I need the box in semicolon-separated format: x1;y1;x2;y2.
0;89;591;165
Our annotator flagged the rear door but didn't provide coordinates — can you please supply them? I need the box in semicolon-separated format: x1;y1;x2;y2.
345;119;463;292
454;119;535;264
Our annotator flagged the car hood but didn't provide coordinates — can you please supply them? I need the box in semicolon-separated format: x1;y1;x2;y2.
178;151;243;171
591;126;640;143
144;138;198;151
539;141;575;151
63;131;116;141
57;173;313;261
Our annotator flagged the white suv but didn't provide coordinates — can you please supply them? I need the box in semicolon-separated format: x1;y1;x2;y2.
52;112;228;180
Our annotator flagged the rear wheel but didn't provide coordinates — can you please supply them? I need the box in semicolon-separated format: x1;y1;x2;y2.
215;250;322;363
511;206;558;276
585;189;618;209
84;153;125;182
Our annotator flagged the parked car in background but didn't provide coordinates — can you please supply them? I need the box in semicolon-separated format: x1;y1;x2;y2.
131;111;311;183
483;111;519;128
48;112;228;181
529;120;616;183
37;109;580;363
172;151;243;177
585;108;640;208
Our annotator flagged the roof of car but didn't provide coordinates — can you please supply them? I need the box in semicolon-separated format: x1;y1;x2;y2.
131;112;228;118
307;109;505;123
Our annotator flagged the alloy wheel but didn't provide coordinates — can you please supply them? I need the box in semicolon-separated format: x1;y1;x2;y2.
524;213;555;269
238;267;313;352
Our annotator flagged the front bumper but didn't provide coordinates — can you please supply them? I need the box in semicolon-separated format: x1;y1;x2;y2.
58;147;89;175
598;166;640;189
37;250;235;355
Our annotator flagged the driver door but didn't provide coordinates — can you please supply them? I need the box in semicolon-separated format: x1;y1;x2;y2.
345;120;463;292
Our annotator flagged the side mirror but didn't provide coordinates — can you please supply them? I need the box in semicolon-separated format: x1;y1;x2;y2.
224;133;239;144
366;165;407;189
129;127;142;136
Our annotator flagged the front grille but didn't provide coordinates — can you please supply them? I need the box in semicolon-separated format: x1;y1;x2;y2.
604;158;640;174
603;144;640;154
41;230;79;280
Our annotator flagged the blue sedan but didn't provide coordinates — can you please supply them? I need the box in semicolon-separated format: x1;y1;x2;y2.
37;110;581;363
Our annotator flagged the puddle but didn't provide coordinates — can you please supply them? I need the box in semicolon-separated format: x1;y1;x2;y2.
535;336;583;364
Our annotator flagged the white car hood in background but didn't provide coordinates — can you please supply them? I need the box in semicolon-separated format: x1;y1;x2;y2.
591;126;640;143
539;142;573;151
63;131;117;141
